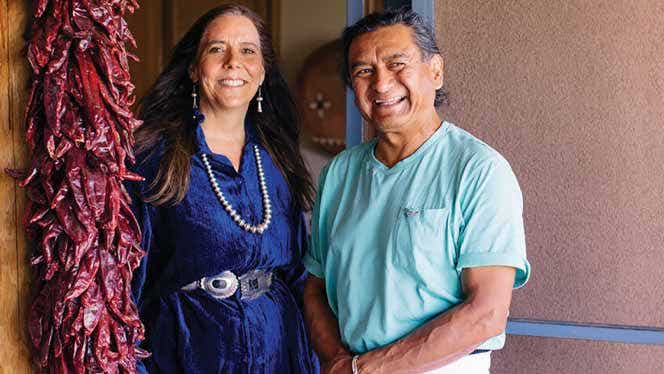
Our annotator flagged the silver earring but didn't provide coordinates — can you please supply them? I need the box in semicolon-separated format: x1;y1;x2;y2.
256;85;263;113
191;83;199;109
191;83;199;120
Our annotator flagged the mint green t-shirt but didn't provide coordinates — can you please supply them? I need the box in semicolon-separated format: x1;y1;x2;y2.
303;122;531;354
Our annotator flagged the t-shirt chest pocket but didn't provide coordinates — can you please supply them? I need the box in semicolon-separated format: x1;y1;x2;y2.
391;207;455;277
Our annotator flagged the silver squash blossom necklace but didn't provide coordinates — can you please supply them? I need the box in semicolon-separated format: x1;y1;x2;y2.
201;145;272;234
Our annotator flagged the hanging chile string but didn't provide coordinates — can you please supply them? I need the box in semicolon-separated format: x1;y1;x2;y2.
8;0;149;371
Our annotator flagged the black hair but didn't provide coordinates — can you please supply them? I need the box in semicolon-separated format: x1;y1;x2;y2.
340;6;447;107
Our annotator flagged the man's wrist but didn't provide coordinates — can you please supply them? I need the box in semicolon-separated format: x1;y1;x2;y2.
351;354;360;374
357;350;382;374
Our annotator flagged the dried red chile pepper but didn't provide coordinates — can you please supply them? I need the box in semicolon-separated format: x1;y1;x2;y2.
15;0;148;372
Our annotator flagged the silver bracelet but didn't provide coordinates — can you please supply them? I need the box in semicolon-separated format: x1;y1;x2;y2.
351;354;360;374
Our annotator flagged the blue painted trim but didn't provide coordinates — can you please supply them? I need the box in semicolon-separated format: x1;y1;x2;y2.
507;318;664;345
346;0;364;33
385;0;410;8
345;0;365;148
411;0;435;31
345;92;363;148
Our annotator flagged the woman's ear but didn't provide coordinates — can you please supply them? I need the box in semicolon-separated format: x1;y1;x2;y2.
188;65;198;83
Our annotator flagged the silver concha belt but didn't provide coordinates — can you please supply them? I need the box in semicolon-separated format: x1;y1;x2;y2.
181;269;273;300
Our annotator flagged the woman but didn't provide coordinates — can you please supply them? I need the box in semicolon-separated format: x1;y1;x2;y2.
126;5;318;373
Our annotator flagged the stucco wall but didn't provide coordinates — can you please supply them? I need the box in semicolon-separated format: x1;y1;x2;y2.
492;336;664;374
436;1;664;373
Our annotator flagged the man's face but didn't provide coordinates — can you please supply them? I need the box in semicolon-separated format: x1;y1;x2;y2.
348;24;443;133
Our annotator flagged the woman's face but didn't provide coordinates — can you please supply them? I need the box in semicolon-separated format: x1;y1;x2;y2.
191;15;265;113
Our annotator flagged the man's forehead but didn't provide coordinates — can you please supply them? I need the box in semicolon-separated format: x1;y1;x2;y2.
348;24;418;61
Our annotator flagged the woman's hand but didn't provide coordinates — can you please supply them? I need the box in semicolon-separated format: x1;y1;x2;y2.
321;354;353;374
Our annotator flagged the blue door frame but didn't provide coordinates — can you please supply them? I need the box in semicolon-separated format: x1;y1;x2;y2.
344;0;664;346
345;0;364;148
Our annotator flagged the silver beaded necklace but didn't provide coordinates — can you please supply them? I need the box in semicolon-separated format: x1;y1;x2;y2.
200;145;272;234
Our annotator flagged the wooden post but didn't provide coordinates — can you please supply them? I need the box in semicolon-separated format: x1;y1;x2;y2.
0;0;33;372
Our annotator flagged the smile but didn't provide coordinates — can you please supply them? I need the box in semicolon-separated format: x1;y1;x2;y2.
219;79;246;87
373;96;406;106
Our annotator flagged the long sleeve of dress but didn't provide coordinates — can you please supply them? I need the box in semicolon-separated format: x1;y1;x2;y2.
124;155;168;373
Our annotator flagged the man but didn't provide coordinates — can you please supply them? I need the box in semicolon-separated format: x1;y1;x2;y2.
302;8;531;374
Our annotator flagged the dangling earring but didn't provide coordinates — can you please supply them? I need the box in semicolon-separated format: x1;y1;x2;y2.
191;83;199;119
256;85;263;113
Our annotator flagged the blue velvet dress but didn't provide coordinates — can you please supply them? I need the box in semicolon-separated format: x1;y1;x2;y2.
126;116;319;373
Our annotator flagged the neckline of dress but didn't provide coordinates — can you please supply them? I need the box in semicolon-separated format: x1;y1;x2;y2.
193;108;260;173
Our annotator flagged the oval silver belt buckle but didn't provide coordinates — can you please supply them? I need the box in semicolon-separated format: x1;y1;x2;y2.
201;270;239;299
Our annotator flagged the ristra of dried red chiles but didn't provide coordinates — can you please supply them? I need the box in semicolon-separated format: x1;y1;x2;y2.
12;0;149;372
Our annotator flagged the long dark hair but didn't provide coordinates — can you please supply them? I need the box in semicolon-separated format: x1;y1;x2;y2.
134;4;315;211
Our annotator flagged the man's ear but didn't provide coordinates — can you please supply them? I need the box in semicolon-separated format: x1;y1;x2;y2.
429;54;444;90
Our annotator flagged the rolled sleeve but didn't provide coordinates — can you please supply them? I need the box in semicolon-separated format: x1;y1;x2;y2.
457;155;531;289
456;251;530;288
302;253;324;279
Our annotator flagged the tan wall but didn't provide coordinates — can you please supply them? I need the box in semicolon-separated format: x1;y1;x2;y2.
492;336;664;374
436;1;664;373
279;0;346;86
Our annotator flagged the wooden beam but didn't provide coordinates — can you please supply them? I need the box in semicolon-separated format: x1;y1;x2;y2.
1;0;33;371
